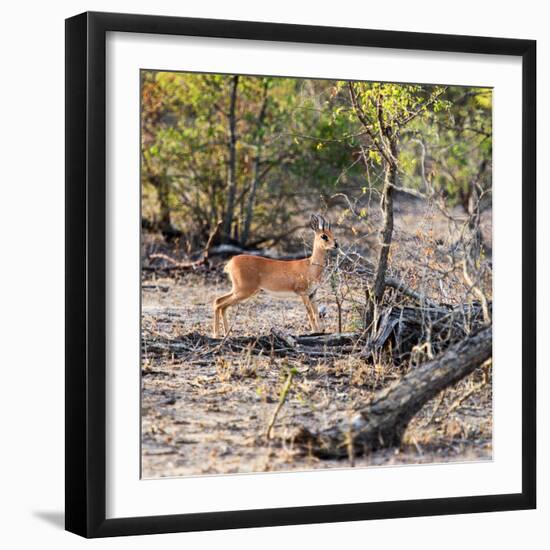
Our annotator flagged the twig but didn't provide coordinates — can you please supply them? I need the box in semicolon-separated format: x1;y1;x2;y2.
462;259;491;324
266;366;296;440
385;277;439;309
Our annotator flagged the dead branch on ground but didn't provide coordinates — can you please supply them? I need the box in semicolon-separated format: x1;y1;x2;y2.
281;326;492;458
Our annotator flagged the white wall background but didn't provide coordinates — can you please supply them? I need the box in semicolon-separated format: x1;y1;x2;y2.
0;1;545;547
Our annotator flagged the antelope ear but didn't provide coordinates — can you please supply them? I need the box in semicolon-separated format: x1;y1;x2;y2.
318;215;327;231
310;214;319;231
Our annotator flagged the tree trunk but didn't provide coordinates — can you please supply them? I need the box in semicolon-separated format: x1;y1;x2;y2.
222;75;239;243
150;174;177;238
287;326;492;458
242;80;269;246
367;139;398;329
373;156;397;303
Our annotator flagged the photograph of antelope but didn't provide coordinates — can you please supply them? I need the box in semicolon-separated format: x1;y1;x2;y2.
213;214;338;338
141;71;493;478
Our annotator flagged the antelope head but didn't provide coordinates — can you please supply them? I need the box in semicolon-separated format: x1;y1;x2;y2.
310;214;338;251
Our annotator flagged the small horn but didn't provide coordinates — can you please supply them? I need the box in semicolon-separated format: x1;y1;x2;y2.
310;214;319;231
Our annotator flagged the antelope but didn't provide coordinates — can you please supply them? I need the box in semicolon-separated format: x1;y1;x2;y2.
213;214;338;338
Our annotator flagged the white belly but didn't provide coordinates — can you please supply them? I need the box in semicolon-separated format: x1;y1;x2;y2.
262;289;299;299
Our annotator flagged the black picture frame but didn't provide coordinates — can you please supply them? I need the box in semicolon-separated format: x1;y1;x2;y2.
65;11;536;538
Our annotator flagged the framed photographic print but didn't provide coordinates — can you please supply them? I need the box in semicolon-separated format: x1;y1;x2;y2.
65;11;536;538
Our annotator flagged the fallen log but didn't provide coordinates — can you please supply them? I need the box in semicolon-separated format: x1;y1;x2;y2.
206;245;308;261
370;301;489;357
145;221;223;271
270;328;359;348
284;326;492;458
145;253;206;271
144;329;365;361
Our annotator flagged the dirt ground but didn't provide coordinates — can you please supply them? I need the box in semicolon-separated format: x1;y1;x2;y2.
141;197;492;478
141;284;492;478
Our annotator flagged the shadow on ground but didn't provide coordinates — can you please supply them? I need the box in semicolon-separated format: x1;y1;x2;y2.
33;510;64;530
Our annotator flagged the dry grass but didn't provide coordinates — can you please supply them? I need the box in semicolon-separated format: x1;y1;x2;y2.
141;286;492;477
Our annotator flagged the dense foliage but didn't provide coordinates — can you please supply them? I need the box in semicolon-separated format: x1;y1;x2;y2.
141;71;491;247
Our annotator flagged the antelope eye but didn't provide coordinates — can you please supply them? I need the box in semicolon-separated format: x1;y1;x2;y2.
321;234;328;241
